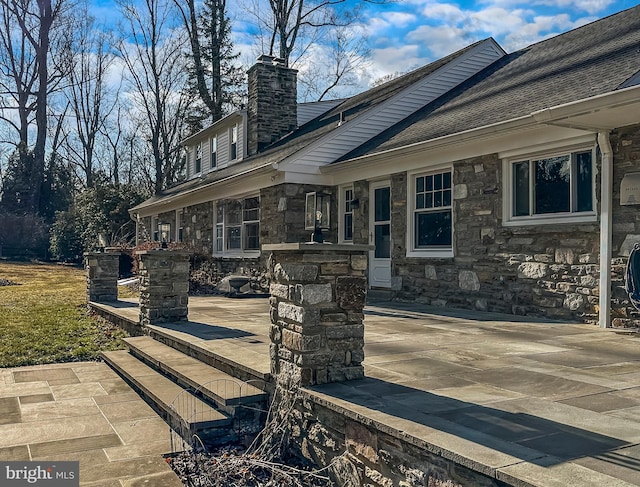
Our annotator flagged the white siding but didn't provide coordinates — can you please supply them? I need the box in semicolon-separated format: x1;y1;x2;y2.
284;39;505;169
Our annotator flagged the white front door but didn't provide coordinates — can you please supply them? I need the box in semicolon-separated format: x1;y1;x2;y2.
369;180;391;288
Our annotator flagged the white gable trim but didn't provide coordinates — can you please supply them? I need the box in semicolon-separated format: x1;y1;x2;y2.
277;38;505;172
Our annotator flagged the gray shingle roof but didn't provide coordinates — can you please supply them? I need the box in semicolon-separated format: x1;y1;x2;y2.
338;5;640;161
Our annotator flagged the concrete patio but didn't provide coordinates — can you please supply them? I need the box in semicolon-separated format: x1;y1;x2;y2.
90;295;640;486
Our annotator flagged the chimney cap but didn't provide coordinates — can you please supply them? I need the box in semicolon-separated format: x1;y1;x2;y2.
257;54;275;64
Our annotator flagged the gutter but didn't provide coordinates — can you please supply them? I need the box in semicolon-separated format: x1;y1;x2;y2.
130;161;274;217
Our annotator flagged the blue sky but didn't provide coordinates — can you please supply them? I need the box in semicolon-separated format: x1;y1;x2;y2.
89;0;637;88
350;0;637;78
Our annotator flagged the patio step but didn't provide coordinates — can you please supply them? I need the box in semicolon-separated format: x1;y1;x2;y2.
123;336;268;414
101;350;232;441
147;325;270;386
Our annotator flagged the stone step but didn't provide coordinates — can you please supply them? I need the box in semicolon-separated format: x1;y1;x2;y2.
123;336;268;412
146;325;270;386
101;350;232;435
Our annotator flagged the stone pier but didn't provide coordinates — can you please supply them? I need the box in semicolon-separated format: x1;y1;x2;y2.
137;250;190;326
264;243;371;386
85;251;119;302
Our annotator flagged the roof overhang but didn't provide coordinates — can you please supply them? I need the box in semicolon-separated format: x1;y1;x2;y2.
323;85;640;177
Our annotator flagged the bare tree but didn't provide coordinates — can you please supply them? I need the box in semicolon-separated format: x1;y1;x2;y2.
0;0;70;214
243;0;382;101
61;7;117;189
117;0;193;193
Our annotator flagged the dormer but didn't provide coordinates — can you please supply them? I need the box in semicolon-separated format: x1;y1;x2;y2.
183;111;246;179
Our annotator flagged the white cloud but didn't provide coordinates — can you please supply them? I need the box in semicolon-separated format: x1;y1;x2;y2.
407;25;477;58
383;12;418;27
369;44;423;79
530;0;616;14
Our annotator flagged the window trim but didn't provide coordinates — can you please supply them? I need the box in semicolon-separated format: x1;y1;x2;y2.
339;184;355;244
230;124;238;161
210;135;217;169
195;143;202;174
406;166;454;258
503;144;597;227
213;195;260;257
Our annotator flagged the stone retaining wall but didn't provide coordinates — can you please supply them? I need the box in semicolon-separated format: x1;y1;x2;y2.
283;391;498;487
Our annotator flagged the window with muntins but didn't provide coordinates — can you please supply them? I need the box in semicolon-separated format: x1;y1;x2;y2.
195;143;202;173
230;125;238;160
214;196;260;253
343;187;354;242
510;150;594;223
413;170;452;251
210;136;217;168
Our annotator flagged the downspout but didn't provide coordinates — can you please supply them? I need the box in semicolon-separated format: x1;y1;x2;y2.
598;131;613;328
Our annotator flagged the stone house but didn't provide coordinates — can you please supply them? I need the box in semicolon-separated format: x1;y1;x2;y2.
131;5;640;326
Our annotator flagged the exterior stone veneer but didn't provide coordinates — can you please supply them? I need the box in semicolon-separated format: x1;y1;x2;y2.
137;250;190;326
85;252;119;302
265;243;370;386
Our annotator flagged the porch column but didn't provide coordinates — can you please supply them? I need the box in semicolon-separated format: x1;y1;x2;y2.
136;250;190;326
85;251;119;303
264;243;371;386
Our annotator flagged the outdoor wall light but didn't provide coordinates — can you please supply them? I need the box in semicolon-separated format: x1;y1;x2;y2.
158;222;171;249
350;198;360;210
305;191;330;243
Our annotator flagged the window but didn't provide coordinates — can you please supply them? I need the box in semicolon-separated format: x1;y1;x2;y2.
210;136;217;169
176;210;183;242
342;187;354;242
152;217;159;241
230;125;238;160
508;149;595;225
214;196;260;253
195;143;202;173
215;204;224;252
410;169;453;256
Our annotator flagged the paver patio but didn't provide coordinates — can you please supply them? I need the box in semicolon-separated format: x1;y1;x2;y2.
6;295;640;485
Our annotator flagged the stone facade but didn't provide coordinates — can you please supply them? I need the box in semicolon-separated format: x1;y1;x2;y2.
282;391;497;486
247;56;298;156
382;154;600;321
85;252;119;302
181;201;214;254
266;244;368;386
137;250;190;326
260;183;338;246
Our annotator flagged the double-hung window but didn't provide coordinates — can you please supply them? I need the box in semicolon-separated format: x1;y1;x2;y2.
214;196;260;254
507;148;595;225
195;143;202;174
341;186;354;243
210;136;217;169
230;125;238;161
409;169;453;257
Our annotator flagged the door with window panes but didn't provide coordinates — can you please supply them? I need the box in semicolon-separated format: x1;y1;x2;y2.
369;180;391;288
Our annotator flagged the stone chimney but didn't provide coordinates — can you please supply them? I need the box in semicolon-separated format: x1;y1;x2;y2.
247;55;298;156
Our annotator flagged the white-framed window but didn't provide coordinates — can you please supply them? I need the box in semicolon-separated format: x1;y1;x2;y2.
152;216;159;242
230;125;238;161
176;209;184;242
504;147;596;226
214;196;260;254
195;143;202;173
408;168;453;257
340;185;354;243
210;136;217;169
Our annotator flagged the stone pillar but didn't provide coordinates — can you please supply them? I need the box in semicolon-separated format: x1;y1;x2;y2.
264;243;371;386
137;250;190;326
85;252;119;302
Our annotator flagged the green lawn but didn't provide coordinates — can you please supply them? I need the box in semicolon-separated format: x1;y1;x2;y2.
0;261;128;367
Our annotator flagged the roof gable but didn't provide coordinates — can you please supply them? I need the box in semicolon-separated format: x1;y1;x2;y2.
276;38;505;171
340;5;640;160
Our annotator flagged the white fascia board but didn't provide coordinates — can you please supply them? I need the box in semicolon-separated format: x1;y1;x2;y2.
531;85;640;131
276;39;505;171
131;163;275;218
323;120;591;186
